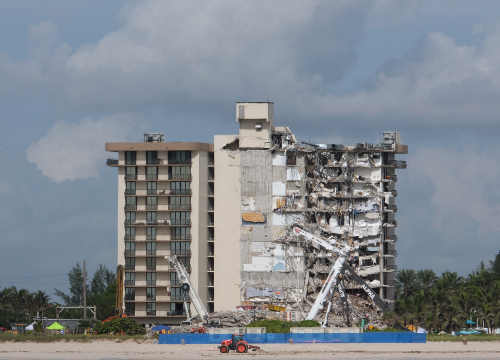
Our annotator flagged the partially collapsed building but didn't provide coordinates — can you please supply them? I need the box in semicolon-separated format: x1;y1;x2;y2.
107;102;407;325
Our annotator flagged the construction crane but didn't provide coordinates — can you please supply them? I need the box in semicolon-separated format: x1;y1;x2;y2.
103;265;125;323
293;227;388;326
165;255;210;324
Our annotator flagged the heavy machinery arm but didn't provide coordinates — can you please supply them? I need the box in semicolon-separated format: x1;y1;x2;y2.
342;263;389;311
165;255;210;323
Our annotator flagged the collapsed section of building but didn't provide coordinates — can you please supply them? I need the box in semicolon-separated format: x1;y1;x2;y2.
214;102;407;326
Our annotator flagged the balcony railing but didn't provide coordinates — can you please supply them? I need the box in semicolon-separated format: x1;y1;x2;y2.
124;310;135;316
170;173;192;180
384;220;398;227
125;204;137;210
106;159;119;166
125;189;136;195
207;280;214;286
207;220;214;226
385;235;398;242
208;235;214;241
167;310;186;316
391;190;398;197
146;220;169;226
125;265;135;270
170;219;191;225
170;295;183;301
170;189;192;195
384;174;398;182
168;158;191;164
207;294;214;301
387;160;407;168
170;279;181;286
146;295;156;301
125;250;136;256
384;205;398;212
207;265;214;271
125;294;135;301
147;159;164;165
124;235;135;240
146;174;158;180
171;249;191;256
146;310;156;316
146;280;156;286
171;235;192;240
207;204;214;211
208;173;215;181
169;204;191;210
146;265;156;271
207;249;214;256
385;265;398;271
125;220;136;225
125;280;135;286
386;250;398;256
146;250;157;255
125;174;137;180
146;204;158;210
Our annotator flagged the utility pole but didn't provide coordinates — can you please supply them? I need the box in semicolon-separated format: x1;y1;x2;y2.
83;261;87;319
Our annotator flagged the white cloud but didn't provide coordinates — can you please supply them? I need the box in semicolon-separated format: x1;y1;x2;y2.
26;113;144;183
410;146;500;233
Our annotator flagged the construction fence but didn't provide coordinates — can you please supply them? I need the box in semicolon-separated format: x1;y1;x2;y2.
159;332;426;344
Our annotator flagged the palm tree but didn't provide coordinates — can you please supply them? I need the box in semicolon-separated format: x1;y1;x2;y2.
458;292;475;329
440;302;465;333
417;269;437;291
396;269;420;298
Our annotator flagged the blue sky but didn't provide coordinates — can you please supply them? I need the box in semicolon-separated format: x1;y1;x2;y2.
1;0;500;301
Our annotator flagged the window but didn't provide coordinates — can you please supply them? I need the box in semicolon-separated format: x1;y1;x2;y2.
146;196;158;210
125;242;136;255
171;241;190;256
146;287;156;301
146;151;158;165
170;287;182;301
125;287;135;301
146;272;156;286
170;272;179;286
170;181;190;195
125;166;137;180
125;257;135;270
146;242;156;255
169;196;191;210
125;227;135;240
147;212;157;225
125;151;136;165
146;227;156;240
147;181;157;195
125;196;137;210
146;166;158;180
125;212;136;225
171;227;190;240
179;257;190;269
146;302;156;316
125;272;135;286
146;257;156;270
287;152;297;165
170;212;190;225
169;166;191;180
168;151;191;164
126;181;136;195
125;302;135;316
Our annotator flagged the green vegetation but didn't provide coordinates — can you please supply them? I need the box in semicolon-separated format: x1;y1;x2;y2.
93;317;146;335
246;319;320;333
392;252;500;334
426;333;500;342
0;333;147;343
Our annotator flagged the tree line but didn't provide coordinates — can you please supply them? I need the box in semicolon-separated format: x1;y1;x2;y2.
0;263;117;327
389;251;500;333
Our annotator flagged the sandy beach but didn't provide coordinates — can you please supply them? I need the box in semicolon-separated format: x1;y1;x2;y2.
1;340;500;360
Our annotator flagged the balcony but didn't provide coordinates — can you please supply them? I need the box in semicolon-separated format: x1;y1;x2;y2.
387;160;407;168
146;204;158;210
385;250;398;256
208;235;214;241
124;310;135;316
146;235;157;241
207;294;214;301
106;159;119;166
170;279;181;286
124;235;135;240
146;310;156;316
207;264;214;271
170;189;192;195
146;174;158;180
171;235;192;240
383;205;397;212
125;294;135;301
384;220;398;227
169;204;191;210
147;159;165;165
125;174;137;180
170;219;191;226
125;189;136;195
125;265;135;271
170;295;184;301
384;264;398;271
207;204;214;211
168;158;191;164
208;173;214;181
391;190;398;197
207;249;214;256
171;249;191;256
146;280;156;286
125;204;137;210
383;174;398;182
124;250;136;256
146;295;156;301
385;235;398;242
146;250;157;255
145;220;169;226
170;174;192;180
125;280;135;286
207;220;214;226
167;310;186;316
207;280;214;286
125;220;136;225
146;265;156;271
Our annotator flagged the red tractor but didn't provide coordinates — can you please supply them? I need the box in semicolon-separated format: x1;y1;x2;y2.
218;334;259;353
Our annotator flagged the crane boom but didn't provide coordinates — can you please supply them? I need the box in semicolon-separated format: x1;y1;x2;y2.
165;256;210;322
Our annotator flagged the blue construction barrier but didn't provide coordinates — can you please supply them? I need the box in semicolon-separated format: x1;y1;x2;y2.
159;332;426;344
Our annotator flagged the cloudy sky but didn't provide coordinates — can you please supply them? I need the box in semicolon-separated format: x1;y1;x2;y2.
1;0;500;300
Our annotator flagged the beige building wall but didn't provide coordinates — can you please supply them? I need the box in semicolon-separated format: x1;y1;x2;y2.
213;135;241;311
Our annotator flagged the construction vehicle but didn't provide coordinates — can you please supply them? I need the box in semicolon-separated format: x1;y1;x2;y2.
103;265;126;323
165;255;211;325
293;227;388;326
218;334;260;353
